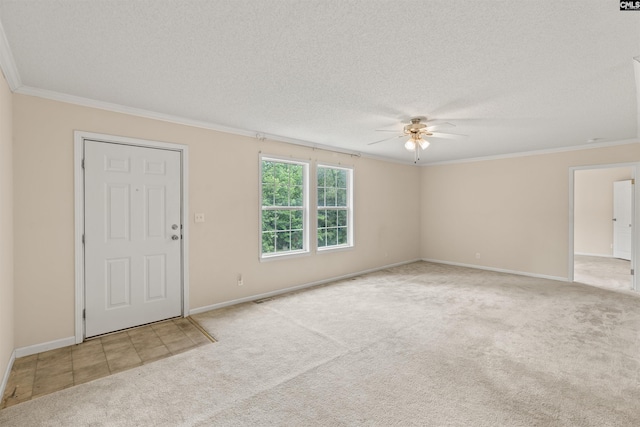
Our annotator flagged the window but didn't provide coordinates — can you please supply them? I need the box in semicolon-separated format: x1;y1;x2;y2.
261;157;308;258
317;165;353;250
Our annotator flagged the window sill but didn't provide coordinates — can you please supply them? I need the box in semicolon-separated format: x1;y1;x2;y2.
260;250;311;262
317;244;355;254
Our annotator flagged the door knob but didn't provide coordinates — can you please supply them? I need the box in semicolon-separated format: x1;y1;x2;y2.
171;235;179;240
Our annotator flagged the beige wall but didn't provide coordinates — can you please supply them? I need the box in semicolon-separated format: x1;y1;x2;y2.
574;167;633;256
10;91;640;350
0;73;14;380
421;144;640;279
12;94;421;348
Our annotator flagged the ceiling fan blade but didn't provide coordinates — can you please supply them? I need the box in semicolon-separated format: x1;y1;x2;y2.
367;134;406;146
425;122;455;131
374;129;403;133
427;131;468;139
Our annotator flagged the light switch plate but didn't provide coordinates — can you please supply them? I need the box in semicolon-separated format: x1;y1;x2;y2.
195;213;205;223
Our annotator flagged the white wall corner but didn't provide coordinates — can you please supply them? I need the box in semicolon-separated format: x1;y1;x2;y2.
0;350;16;401
0;19;21;90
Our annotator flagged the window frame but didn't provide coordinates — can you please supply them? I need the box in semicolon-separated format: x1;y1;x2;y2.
259;155;310;261
316;163;354;252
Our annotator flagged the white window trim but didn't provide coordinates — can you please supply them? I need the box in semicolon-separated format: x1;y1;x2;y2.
259;154;310;261
316;163;354;252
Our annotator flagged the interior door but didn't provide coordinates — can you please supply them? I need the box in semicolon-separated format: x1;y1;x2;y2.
613;180;633;261
84;140;182;337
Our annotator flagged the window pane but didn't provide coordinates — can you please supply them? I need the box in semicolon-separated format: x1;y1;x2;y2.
262;161;274;183
317;229;326;247
291;230;303;250
336;170;347;188
337;227;348;245
327;210;338;227
291;209;303;230
326;228;338;246
276;210;291;230
317;187;325;207
337;188;347;207
317;168;325;187
325;188;337;207
290;164;303;186
275;186;289;206
275;231;291;252
290;185;303;206
337;209;347;226
262;184;275;206
262;210;276;231
262;232;275;254
317;209;326;228
325;168;336;187
274;163;289;185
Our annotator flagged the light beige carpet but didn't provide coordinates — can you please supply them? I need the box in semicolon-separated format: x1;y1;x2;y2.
574;254;632;291
1;261;640;426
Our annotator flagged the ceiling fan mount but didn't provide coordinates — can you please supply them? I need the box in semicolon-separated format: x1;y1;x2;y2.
404;117;433;139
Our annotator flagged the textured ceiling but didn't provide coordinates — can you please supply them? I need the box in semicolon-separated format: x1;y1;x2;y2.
0;0;639;164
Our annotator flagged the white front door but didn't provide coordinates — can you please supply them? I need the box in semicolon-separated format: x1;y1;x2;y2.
84;140;182;337
613;180;633;261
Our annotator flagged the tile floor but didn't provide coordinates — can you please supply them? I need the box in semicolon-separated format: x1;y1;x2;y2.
1;317;214;409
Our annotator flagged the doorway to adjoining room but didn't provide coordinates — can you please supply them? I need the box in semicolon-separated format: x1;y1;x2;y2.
573;166;633;291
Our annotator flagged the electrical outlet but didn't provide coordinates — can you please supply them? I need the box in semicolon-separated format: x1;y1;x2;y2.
475;253;481;259
194;213;205;223
237;274;243;286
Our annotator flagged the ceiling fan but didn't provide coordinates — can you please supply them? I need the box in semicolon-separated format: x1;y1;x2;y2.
368;117;465;162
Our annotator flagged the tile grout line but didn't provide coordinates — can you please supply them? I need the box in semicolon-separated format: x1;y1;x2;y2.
2;318;212;409
126;328;150;366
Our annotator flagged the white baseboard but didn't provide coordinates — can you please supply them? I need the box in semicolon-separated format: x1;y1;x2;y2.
0;350;16;402
421;258;570;283
15;336;76;358
574;252;614;258
190;258;421;315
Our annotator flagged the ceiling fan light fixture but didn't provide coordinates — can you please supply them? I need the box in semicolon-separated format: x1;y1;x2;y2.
418;138;430;150
404;139;416;151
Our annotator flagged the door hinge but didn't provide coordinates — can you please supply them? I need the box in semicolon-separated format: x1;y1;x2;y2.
632;269;635;276
82;234;85;244
83;309;86;319
82;159;85;169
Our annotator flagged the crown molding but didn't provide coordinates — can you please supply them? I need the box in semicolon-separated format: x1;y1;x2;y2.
16;86;413;163
0;18;21;90
16;86;636;169
421;138;640;167
15;85;261;138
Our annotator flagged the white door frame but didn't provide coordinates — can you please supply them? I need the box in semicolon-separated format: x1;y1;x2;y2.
74;131;190;344
568;162;639;291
